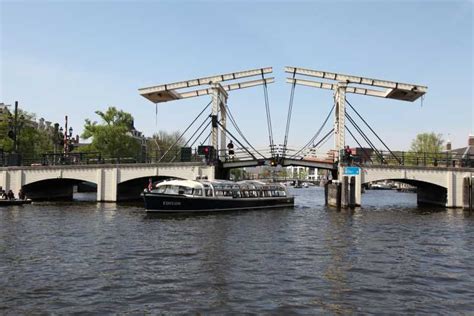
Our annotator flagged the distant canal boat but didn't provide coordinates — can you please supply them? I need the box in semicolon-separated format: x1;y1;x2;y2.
142;179;294;213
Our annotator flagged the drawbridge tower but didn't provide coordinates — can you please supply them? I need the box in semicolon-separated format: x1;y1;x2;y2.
139;67;274;160
286;66;428;207
285;66;428;160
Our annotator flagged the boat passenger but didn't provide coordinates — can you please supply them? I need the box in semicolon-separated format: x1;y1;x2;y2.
7;190;15;200
1;190;6;200
18;189;26;200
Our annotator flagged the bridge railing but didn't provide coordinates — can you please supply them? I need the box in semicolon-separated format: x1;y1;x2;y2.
219;147;273;162
1;147;206;167
346;150;474;168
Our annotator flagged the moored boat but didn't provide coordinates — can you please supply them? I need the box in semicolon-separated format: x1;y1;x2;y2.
0;199;32;206
142;179;294;213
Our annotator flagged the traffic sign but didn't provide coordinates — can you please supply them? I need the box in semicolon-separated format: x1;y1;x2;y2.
344;167;360;175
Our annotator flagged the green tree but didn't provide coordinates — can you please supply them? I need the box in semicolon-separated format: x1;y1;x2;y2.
0;110;12;152
409;132;444;153
0;108;54;160
81;107;141;159
146;130;186;162
298;168;308;180
407;132;444;166
230;168;247;180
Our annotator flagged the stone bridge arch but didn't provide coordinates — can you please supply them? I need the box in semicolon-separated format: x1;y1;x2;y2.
22;177;97;200
0;163;215;202
359;166;470;208
362;177;447;207
362;167;447;189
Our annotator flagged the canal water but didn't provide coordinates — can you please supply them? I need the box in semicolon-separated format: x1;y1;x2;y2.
1;188;473;314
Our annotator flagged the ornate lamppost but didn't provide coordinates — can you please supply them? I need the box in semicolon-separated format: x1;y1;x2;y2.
62;115;74;155
51;116;75;164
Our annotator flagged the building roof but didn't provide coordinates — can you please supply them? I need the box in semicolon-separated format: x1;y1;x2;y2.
449;146;474;157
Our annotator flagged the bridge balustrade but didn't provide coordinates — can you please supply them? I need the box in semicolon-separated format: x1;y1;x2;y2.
343;151;474;168
0;147;208;167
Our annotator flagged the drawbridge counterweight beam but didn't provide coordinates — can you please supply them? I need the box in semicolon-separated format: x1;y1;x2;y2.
139;67;273;103
285;66;427;101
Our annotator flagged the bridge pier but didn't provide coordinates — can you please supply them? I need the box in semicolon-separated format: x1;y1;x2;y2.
325;166;362;208
463;176;473;211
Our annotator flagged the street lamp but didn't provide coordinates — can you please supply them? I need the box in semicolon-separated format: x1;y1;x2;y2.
61;115;74;155
51;116;76;164
7;101;25;154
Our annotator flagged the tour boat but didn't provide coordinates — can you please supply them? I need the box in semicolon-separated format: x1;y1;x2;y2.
142;179;294;213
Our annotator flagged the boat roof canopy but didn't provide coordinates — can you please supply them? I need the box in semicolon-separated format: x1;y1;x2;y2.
155;179;286;190
155;179;203;189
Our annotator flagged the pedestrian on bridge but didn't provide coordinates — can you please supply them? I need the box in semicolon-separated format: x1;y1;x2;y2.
344;145;353;165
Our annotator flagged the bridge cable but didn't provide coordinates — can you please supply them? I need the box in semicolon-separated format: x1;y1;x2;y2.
290;103;336;159
345;112;385;162
158;101;211;163
282;69;297;158
170;121;212;162
224;104;266;159
261;70;275;157
345;112;378;152
170;116;211;162
180;115;210;149
346;99;401;164
345;125;373;163
345;112;382;158
313;128;334;149
187;120;212;149
200;132;211;146
217;121;257;160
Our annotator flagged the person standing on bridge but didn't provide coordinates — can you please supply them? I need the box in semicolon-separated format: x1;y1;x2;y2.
344;145;352;165
227;140;235;161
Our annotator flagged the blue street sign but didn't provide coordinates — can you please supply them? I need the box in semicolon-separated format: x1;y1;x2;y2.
344;167;360;175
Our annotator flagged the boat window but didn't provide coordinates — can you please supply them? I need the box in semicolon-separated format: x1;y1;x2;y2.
242;190;249;198
232;190;241;198
165;185;179;195
205;188;213;197
193;189;203;196
279;190;287;197
156;186;166;194
215;190;224;196
177;186;193;195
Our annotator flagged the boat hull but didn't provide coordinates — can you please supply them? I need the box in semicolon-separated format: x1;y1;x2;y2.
0;199;32;206
142;193;294;213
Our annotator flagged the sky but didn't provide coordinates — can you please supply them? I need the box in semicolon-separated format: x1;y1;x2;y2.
1;0;473;154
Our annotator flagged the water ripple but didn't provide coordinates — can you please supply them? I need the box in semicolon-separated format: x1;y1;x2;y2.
1;189;473;314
